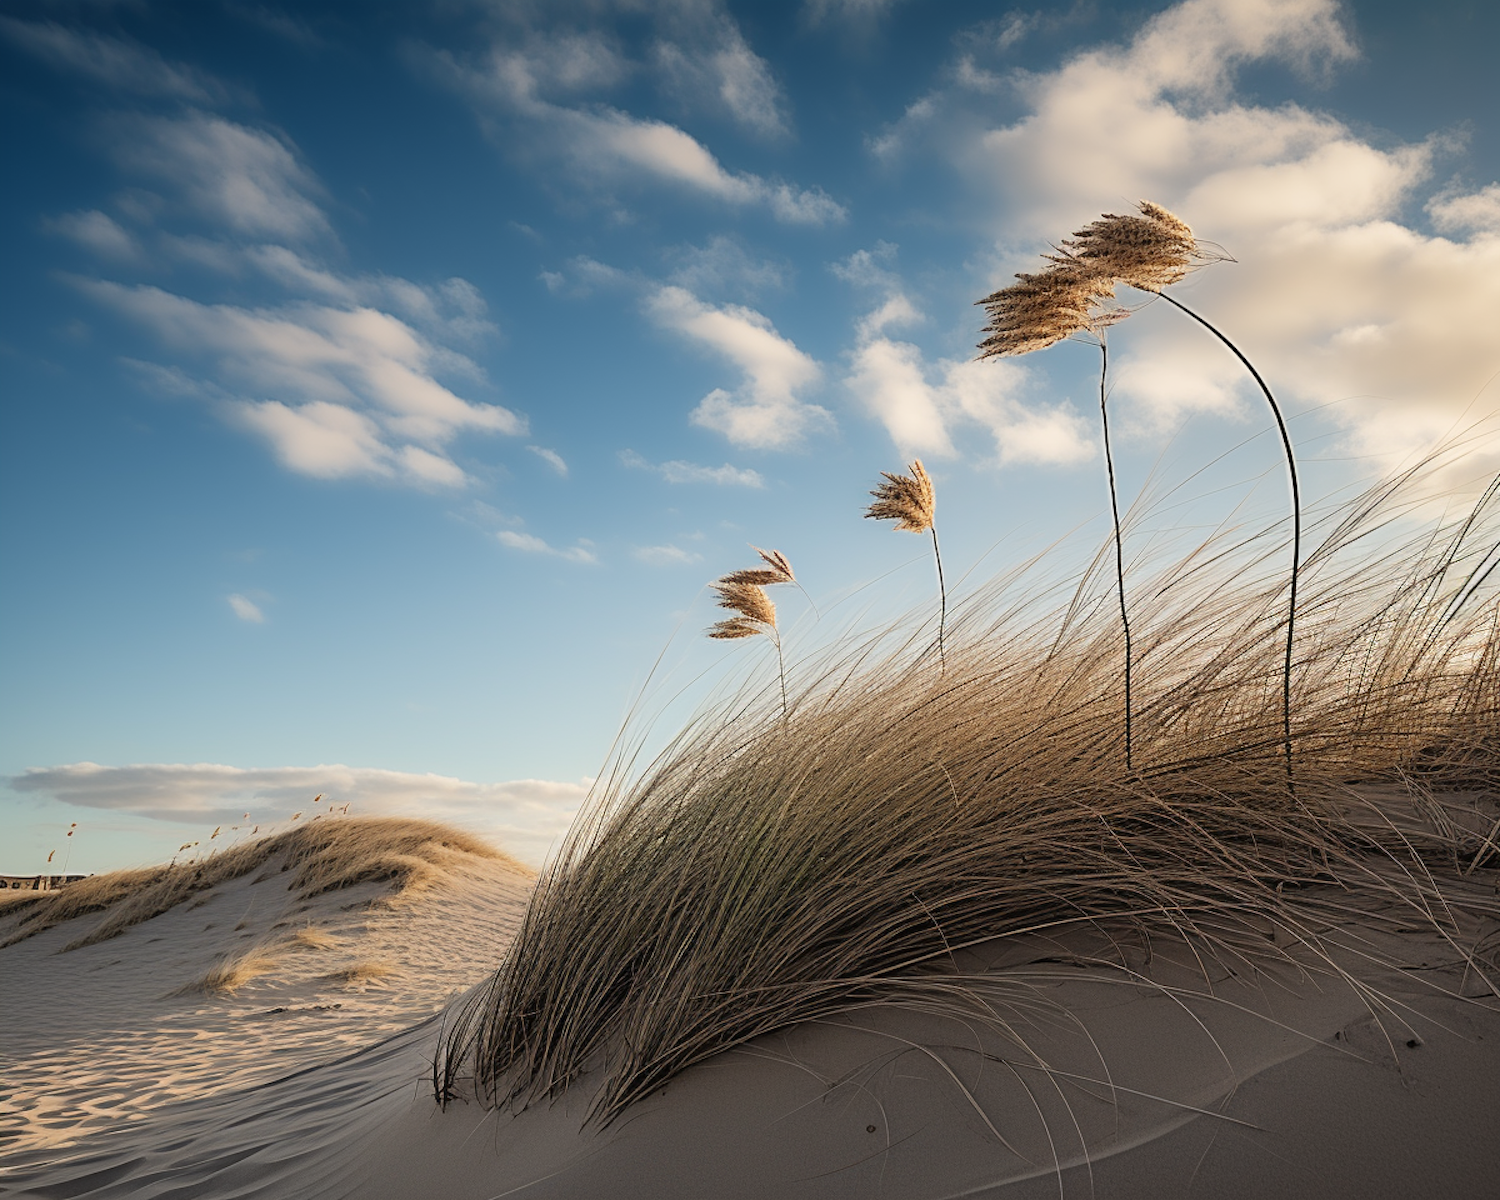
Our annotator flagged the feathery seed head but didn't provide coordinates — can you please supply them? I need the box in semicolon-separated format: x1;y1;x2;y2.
751;546;795;584
865;459;936;533
706;617;764;640
976;201;1212;360
1059;200;1201;294
976;266;1117;359
712;580;777;628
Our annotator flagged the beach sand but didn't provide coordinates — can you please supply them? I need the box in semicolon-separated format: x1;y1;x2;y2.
3;815;1498;1199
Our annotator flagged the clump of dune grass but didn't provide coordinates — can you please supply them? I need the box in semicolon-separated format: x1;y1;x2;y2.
286;925;342;951
866;459;945;668
439;449;1500;1127
324;959;397;987
2;817;523;951
176;943;283;996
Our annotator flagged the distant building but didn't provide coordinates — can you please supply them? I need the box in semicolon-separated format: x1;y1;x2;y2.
0;874;87;892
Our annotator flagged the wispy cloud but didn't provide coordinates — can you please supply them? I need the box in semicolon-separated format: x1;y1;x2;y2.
633;543;703;566
429;32;841;224
112;113;329;242
496;530;597;563
227;593;266;623
620;449;764;487
652;9;789;139
0;17;240;104
44;209;140;261
83;281;521;487
527;445;569;476
8;762;589;866
646;286;828;448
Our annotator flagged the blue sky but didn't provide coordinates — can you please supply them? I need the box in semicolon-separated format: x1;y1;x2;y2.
3;0;1498;872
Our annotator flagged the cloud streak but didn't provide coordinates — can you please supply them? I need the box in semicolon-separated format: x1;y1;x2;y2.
647;286;828;448
8;762;588;866
83;281;521;487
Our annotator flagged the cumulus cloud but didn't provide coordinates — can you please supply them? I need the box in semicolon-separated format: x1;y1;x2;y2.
83;281;521;487
646;286;828;448
112;113;329;241
0;17;237;104
885;0;1500;467
496;529;597;563
431;36;841;224
8;762;589;866
620;449;764;487
835;246;1092;463
227;593;265;623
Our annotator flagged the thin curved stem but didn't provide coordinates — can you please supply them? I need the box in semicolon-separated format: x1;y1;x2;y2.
1157;290;1299;790
774;630;788;721
931;525;947;672
1098;337;1133;771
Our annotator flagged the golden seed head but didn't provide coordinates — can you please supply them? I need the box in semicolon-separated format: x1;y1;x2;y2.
865;459;936;533
1059;201;1199;294
712;580;777;628
977;201;1209;359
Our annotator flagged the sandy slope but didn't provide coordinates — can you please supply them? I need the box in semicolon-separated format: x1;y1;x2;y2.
4;850;1498;1199
0;836;534;1161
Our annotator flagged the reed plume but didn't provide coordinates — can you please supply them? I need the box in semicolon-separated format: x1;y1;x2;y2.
977;200;1299;785
707;551;794;716
866;459;947;668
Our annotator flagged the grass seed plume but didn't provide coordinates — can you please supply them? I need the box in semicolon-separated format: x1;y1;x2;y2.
865;459;946;669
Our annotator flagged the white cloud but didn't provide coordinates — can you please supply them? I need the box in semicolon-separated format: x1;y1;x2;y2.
496;530;597;563
667;236;788;298
83;281;522;487
227;594;265;623
113;113;329;241
45;209;140;260
434;45;841;224
653;19;788;138
633;543;703;566
620;449;764;487
0;18;236;104
7;762;589;867
1428;184;1500;234
646;285;828;448
527;445;569;476
887;0;1500;468
848;336;1092;465
834;244;1091;463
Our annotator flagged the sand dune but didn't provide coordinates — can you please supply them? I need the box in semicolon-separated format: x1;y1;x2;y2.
3;812;1498;1199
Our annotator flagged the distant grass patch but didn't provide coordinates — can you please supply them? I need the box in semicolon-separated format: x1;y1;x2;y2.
1;818;529;951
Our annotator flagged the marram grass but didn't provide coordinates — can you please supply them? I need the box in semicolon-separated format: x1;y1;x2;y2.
438;453;1500;1127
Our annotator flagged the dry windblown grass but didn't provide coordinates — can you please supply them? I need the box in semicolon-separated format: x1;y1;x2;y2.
865;459;935;533
180;944;283;996
439;453;1500;1126
3;818;521;951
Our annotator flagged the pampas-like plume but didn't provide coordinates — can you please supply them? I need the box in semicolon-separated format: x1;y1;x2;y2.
976;201;1299;786
707;554;793;716
866;459;947;668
